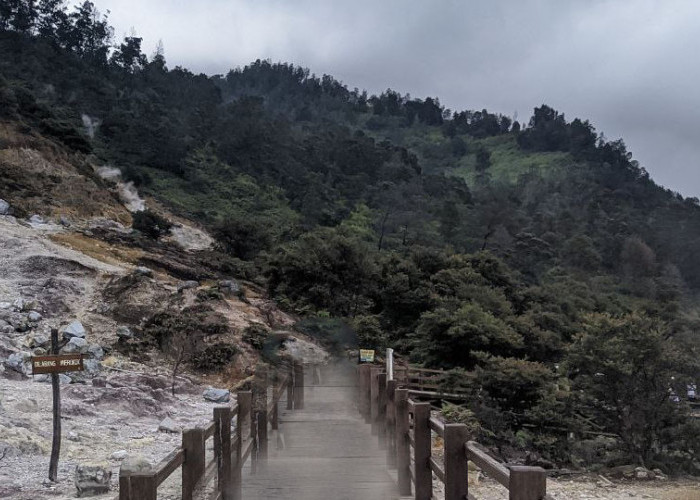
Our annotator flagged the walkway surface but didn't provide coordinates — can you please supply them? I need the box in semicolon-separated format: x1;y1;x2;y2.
242;359;396;500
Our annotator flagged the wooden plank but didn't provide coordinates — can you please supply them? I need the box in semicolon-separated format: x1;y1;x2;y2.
153;448;184;486
203;420;216;440
370;367;380;435
377;372;387;448
127;473;157;500
413;402;432;500
429;457;445;483
214;407;232;499
466;441;510;487
429;416;445;437
293;361;304;410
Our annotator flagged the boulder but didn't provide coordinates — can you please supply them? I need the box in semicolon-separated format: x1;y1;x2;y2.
16;398;39;413
120;454;152;475
177;280;199;292
92;377;107;387
62;321;87;340
87;344;104;360
28;311;42;322
12;298;24;311
219;279;241;295
26;332;49;348
110;450;128;461
74;462;111;497
158;417;181;433
83;359;101;376
5;352;32;376
59;215;71;227
135;266;153;277
203;387;230;403
29;215;45;225
61;337;88;354
0;302;11;310
116;326;134;340
634;466;654;480
0;199;9;215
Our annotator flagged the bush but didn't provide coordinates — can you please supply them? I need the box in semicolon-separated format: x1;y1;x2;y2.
191;343;238;371
132;209;172;239
242;323;270;350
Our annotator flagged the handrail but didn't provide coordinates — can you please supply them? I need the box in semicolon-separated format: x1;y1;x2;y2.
358;362;549;500
465;441;510;488
118;360;305;500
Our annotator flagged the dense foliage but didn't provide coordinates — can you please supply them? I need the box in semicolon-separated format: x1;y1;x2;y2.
1;0;699;470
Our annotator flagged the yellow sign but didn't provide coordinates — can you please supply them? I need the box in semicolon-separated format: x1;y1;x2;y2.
359;349;375;363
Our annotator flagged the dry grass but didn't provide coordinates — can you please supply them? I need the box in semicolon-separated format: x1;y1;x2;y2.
50;232;144;267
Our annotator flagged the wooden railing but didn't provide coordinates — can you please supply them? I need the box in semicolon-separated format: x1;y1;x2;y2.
358;364;549;500
119;360;304;500
391;355;475;400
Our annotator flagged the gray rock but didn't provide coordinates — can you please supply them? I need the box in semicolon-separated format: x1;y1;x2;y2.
0;302;11;310
59;215;71;227
120;455;152;475
177;280;199;292
5;352;32;376
203;387;230;403
1;325;13;334
35;373;71;384
83;359;101;376
87;344;104;360
12;298;24;312
67;431;80;442
158;417;181;433
74;462;111;496
92;377;107;387
33;347;47;355
116;326;134;339
0;199;9;215
635;466;654;480
62;321;86;340
219;279;241;294
26;332;49;348
110;450;128;461
13;317;30;333
28;311;42;322
29;214;45;224
16;398;39;413
135;266;153;277
61;337;88;354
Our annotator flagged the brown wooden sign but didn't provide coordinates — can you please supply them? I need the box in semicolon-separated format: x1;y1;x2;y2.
32;354;84;374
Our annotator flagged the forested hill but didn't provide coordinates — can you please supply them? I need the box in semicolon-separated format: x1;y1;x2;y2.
1;1;699;470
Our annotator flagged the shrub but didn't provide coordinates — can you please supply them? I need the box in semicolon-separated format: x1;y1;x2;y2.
132;209;172;239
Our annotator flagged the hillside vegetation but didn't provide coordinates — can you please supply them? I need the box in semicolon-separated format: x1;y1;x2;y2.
1;0;699;472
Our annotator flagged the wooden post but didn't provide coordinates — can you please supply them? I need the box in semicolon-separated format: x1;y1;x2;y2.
48;328;61;482
443;423;469;500
385;379;397;468
359;364;371;420
377;372;387;448
287;362;294;410
370;367;379;435
509;466;547;500
413;402;432;500
182;427;205;500
271;398;279;431
128;473;157;500
214;407;232;499
233;392;250;500
293;361;304;410
395;388;411;497
258;381;268;464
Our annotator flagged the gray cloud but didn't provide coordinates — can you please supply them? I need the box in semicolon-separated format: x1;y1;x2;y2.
83;0;700;196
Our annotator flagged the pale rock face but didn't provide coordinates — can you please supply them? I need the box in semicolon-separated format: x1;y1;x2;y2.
61;336;88;354
203;388;230;403
74;462;112;497
0;199;9;215
62;320;87;340
158;417;181;434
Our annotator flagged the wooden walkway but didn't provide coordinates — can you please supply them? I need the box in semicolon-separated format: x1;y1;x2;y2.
242;360;396;500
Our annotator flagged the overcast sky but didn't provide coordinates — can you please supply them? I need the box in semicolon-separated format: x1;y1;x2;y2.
84;0;700;197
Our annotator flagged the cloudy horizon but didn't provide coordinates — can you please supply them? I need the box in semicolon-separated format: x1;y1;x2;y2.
80;0;700;197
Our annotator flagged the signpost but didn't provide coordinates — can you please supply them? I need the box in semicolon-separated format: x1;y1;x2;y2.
359;349;375;363
32;329;85;482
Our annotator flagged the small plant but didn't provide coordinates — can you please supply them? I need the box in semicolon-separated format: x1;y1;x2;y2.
191;343;238;371
242;323;270;350
442;402;485;438
132;209;172;239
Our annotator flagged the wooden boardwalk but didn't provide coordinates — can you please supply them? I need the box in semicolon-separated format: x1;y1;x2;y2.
242;360;397;500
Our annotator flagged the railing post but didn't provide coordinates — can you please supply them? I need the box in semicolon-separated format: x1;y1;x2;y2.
123;473;157;500
509;466;547;500
395;388;411;497
443;423;469;500
214;406;232;500
413;402;432;500
385;379;397;468
233;391;250;500
377;372;387;448
358;364;371;421
182;427;205;500
287;361;294;410
257;374;269;465
293;360;304;410
370;367;379;435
